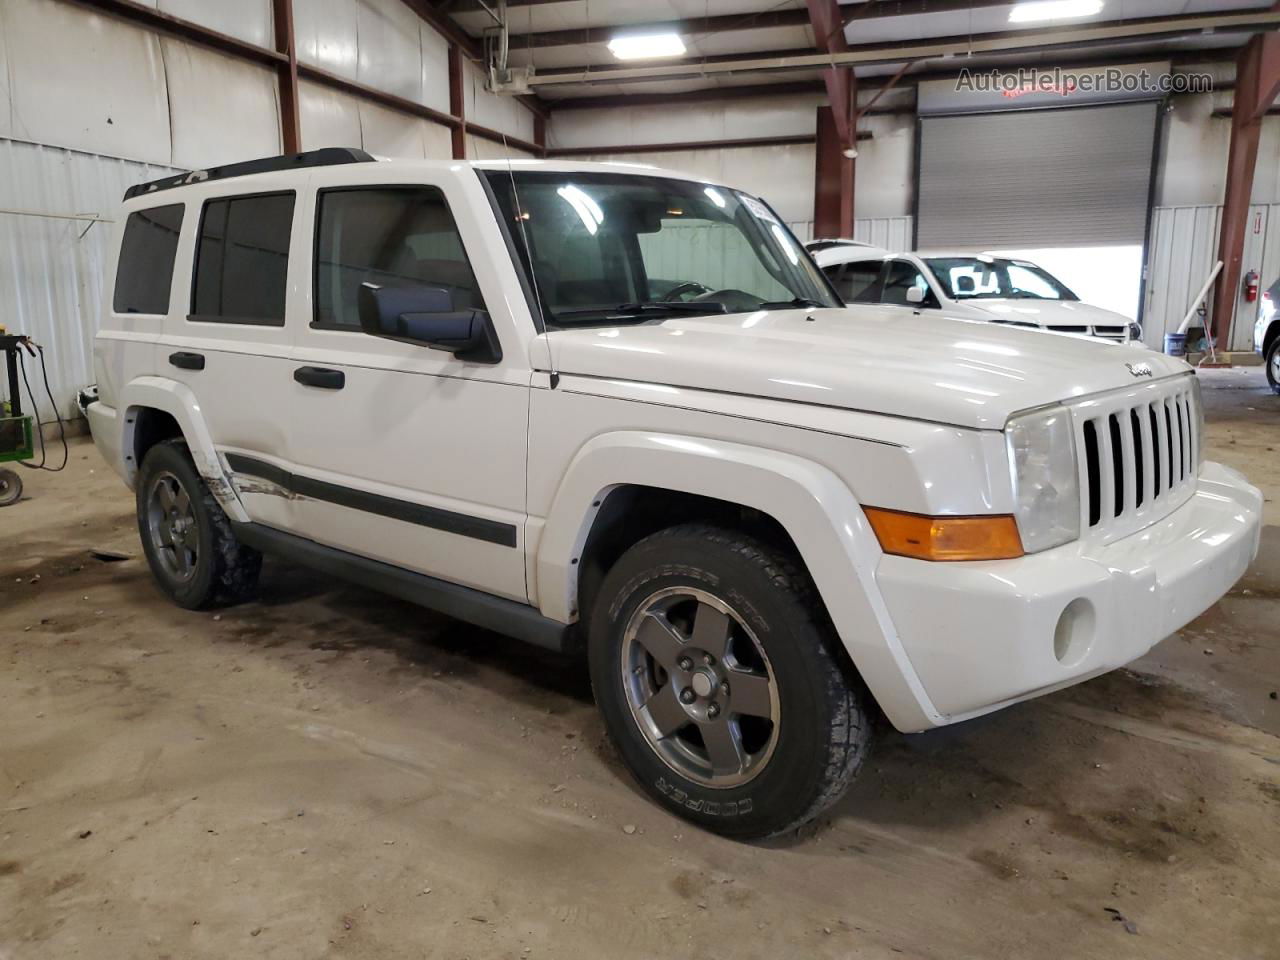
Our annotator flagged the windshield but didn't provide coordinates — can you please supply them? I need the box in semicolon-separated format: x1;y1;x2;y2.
483;170;839;326
924;257;1079;302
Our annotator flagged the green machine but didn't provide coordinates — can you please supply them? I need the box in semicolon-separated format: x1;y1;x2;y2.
1;334;36;506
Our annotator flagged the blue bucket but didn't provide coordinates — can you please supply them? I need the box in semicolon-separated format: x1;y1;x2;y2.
1164;332;1187;357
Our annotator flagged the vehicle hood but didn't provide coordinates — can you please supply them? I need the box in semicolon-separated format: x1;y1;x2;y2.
543;306;1187;430
958;299;1132;328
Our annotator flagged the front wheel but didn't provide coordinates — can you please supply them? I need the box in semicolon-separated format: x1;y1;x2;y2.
1266;338;1280;395
589;524;871;840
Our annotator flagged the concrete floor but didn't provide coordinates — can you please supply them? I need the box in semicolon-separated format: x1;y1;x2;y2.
2;368;1277;960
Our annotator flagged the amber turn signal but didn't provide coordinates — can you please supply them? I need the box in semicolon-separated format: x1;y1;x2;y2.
864;507;1024;562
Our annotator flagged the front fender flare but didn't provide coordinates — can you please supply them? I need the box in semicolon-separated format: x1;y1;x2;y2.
119;376;248;523
536;431;940;731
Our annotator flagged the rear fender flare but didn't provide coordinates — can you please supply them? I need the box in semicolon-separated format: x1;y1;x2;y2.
119;376;248;523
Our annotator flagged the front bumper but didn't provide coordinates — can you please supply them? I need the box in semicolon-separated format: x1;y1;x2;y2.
875;461;1261;728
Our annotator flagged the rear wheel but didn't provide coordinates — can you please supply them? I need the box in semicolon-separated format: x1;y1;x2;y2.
136;440;261;609
589;524;871;840
1266;337;1280;395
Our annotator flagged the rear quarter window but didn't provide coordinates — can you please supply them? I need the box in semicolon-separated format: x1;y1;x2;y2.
113;204;184;315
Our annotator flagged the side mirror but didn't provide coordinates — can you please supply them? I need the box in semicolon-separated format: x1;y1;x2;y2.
906;286;926;305
358;282;501;364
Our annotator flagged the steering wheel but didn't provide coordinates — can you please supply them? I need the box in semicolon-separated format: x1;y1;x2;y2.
695;288;766;313
661;281;712;302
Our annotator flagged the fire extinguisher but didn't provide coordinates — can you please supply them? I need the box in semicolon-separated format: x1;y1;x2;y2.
1244;268;1259;303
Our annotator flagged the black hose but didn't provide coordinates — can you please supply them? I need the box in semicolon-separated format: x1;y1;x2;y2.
16;343;68;472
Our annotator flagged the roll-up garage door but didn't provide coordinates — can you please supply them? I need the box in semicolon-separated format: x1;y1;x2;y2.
915;101;1159;249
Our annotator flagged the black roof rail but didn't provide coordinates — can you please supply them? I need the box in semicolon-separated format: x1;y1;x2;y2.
123;147;376;202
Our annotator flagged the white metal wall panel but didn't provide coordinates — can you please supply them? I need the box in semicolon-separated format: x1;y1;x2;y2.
0;5;11;140
0;138;181;422
1143;203;1280;351
466;135;533;161
854;216;914;251
356;0;425;104
1;0;171;164
299;81;364;151
419;20;451;116
359;100;443;158
158;0;274;48
465;61;535;143
548;95;817;150
162;39;281;168
295;0;360;81
855;113;914;220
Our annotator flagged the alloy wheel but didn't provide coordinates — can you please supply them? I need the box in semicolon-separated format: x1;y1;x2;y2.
620;586;780;788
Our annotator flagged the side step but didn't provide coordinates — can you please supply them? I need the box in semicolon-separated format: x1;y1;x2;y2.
233;522;571;653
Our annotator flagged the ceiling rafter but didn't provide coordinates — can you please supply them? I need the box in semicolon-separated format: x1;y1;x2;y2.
501;0;1018;51
528;8;1280;86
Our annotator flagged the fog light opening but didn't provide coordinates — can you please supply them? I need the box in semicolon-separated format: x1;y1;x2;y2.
1053;598;1096;667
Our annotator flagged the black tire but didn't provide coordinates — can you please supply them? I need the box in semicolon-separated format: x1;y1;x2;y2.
0;468;22;507
136;439;261;609
1266;337;1280;395
589;524;871;840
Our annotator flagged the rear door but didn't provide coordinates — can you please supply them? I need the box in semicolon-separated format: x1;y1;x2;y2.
157;184;304;532
280;168;531;602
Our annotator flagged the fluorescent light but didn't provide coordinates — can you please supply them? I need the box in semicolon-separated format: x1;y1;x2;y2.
556;184;603;235
1008;0;1103;23
607;32;686;61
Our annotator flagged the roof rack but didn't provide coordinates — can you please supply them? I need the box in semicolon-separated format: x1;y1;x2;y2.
123;147;376;202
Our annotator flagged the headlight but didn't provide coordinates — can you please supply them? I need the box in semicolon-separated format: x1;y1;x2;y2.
1006;405;1080;552
1128;322;1143;342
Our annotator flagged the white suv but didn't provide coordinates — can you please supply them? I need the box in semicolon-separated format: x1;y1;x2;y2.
89;150;1261;839
808;240;1141;343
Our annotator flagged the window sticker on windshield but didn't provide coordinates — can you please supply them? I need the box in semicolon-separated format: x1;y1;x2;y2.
738;194;777;223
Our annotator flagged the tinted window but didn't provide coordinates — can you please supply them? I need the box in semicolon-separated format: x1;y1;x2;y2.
880;260;936;308
823;260;883;304
192;192;294;324
314;187;485;329
113;204;184;314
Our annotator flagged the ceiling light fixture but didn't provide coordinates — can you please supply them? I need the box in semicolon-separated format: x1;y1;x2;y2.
1008;0;1104;24
607;32;686;61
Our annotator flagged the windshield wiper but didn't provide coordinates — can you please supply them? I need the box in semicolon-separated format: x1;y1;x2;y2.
553;301;728;320
759;297;827;310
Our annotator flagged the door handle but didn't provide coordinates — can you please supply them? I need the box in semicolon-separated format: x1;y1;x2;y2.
293;366;345;390
168;351;205;371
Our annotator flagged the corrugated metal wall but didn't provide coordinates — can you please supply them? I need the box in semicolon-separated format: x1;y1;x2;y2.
1144;203;1279;352
0;138;182;423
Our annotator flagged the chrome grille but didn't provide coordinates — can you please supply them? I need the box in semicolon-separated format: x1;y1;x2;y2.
1047;324;1128;342
1073;377;1199;539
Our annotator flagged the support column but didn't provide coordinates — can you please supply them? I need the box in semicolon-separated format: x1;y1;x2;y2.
448;44;467;160
271;0;301;154
814;104;854;238
1210;32;1280;347
806;0;857;235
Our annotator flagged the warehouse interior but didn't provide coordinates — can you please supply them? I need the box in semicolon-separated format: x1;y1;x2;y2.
2;1;1279;957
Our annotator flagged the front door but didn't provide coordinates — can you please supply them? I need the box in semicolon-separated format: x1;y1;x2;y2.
282;175;530;602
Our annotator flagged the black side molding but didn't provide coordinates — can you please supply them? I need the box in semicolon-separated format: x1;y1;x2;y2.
224;453;518;548
232;522;570;653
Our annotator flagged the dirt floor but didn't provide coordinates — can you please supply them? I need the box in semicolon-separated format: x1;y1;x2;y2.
1;368;1277;960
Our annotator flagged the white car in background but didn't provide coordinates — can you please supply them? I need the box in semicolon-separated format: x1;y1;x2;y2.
806;240;1142;344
